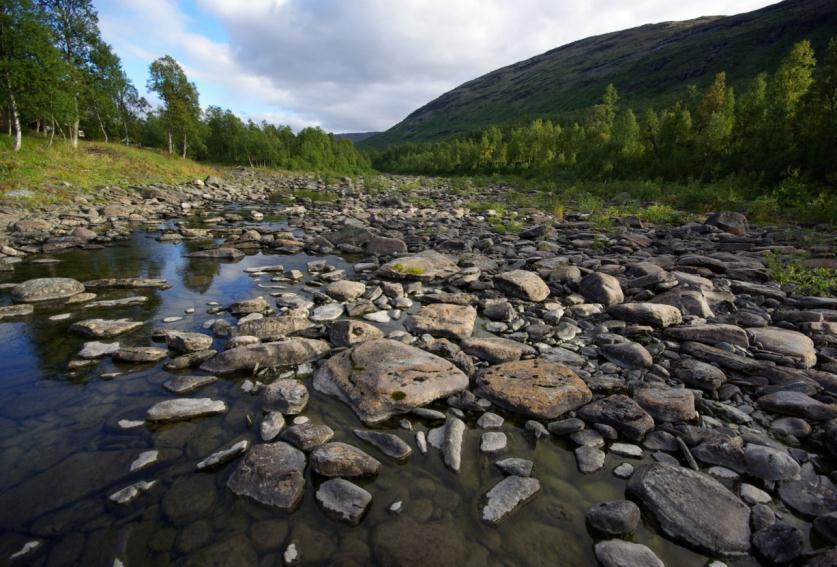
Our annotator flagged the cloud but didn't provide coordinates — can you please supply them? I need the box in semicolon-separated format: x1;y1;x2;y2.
99;0;778;133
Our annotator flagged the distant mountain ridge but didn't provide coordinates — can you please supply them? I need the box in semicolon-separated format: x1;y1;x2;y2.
363;0;837;148
334;132;380;144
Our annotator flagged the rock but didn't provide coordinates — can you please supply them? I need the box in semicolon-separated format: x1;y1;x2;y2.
166;331;213;353
580;272;624;307
740;483;772;505
77;341;120;359
324;280;366;302
475;359;592;419
113;346;168;363
260;411;285;441
310;442;381;478
373;516;469;565
610;442;643;458
130;450;159;472
594;540;664;567
480;432;507;453
705;210;748;235
752;523;803;565
328;320;384;347
576;443;607;471
477;412;504;430
109;480;156;505
228;296;270;315
578;395;655;442
748;327;817;368
310;303;344;322
481;475;540;525
280;422;334;451
315;478;372;525
163;374;218;394
674;359;726;391
377;250;460;281
813;512;837;544
461;337;537;363
365;235;408;256
586;500;641;536
188;247;244;259
196;440;249;471
613;463;635;478
0;304;34;319
627;464;751;555
495;458;533;477
200;338;330;374
404;303;476;340
227;442;306;510
83;277;170;290
494;270;550;302
757;391;837;421
147;398;227;422
651;289;713;318
313;339;468;423
599;341;653;369
442;415;466;472
11;277;84;302
262;379;309;414
608;302;682;327
70;318;142;338
744;445;801;481
353;430;412;461
778;470;837;518
664;324;749;347
634;388;696;423
230;316;312;341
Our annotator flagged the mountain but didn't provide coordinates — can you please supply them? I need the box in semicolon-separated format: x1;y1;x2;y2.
363;0;837;148
334;132;380;144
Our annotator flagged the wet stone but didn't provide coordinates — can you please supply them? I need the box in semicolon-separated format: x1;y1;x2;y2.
146;398;227;422
353;429;412;461
280;422;335;452
315;478;372;526
226;442;306;511
70;318;143;339
495;458;533;477
163;374;218;395
196;439;249;471
594;540;664;567
586;500;641;536
262;378;309;414
310;442;381;478
481;475;541;525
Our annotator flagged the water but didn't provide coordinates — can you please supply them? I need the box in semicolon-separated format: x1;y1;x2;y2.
0;227;754;566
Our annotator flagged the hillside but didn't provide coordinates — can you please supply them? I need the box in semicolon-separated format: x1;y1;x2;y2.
334;132;381;144
0;136;217;207
363;0;837;148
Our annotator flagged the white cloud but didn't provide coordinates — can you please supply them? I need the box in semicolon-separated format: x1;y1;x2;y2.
99;0;779;133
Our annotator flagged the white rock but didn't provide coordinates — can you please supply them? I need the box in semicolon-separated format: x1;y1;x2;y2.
129;450;159;472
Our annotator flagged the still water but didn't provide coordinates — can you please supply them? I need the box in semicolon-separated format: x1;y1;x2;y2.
0;222;746;566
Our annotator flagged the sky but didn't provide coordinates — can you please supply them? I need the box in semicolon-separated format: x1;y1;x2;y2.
95;0;780;134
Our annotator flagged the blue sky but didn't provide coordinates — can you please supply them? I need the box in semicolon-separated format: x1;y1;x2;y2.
95;0;779;134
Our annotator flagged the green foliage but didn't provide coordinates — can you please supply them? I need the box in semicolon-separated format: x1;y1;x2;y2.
391;391;407;401
768;256;837;296
371;39;837;225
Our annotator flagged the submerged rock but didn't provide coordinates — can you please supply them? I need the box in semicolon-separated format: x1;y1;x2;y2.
594;540;664;567
147;398;227;422
200;338;330;374
315;478;372;525
353;429;412;461
310;442;381;478
70;318;143;338
313;339;468;423
481;475;540;524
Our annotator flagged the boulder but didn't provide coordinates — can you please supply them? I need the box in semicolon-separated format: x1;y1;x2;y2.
310;442;381;478
261;379;309;414
70;318;143;339
494;270;550;302
315;478;372;525
633;388;696;423
577;394;655;442
461;337;537;363
705;210;748;235
11;277;85;302
627;464;751;555
748;327;817;368
586;500;641;536
328;320;384;347
227;442;306;510
599;341;653;369
481;476;540;525
147;398;227;422
230;316;312;341
664;324;749;347
580;272;624;306
608;302;683;328
476;359;592;420
404;303;476;340
594;540;664;567
313;339;468;423
324;280;367;302
377;250;459;282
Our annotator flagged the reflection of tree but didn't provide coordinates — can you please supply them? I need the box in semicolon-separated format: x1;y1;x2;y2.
179;256;222;294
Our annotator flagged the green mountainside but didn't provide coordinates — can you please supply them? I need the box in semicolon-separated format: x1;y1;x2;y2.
363;0;837;148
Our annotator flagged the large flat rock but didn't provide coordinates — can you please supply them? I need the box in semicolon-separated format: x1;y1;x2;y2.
481;475;540;524
377;250;460;282
147;398;227;422
70;318;143;339
476;359;592;420
748;327;817;368
313;339;468;423
404;303;476;339
627;463;751;555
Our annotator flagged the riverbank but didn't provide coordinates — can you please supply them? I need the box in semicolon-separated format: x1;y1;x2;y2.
0;170;835;565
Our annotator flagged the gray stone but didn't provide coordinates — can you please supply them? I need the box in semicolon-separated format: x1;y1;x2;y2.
377;250;460;282
600;341;653;369
744;445;800;481
196;440;249;471
575;446;605;473
580;272;624;307
328;319;384;347
627;463;751;555
752;523;803;565
634;387;696;423
586;500;641;536
11;277;84;302
147;398;227;422
443;415;466;472
594;540;664;567
480;432;507;453
578;394;655;442
495;458;533;477
70;318;142;338
404;303;476;339
260;411;285;441
163;374;218;394
315;478;372;525
227;442;306;510
494;270;550;302
608;302;682;327
353;429;412;461
280;423;334;452
748;327;817;368
262;379;309;414
200;338;330;374
481;475;540;525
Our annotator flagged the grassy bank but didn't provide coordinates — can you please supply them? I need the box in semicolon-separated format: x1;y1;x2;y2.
0;135;217;206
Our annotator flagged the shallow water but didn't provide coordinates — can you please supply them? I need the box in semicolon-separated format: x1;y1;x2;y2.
0;225;758;566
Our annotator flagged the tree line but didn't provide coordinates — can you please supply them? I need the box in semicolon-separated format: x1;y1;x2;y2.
371;39;837;188
0;0;370;173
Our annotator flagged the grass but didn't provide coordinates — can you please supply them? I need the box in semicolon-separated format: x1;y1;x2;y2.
767;255;837;297
0;135;217;206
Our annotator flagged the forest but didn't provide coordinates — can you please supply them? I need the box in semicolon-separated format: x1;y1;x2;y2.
371;39;837;220
0;0;371;174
